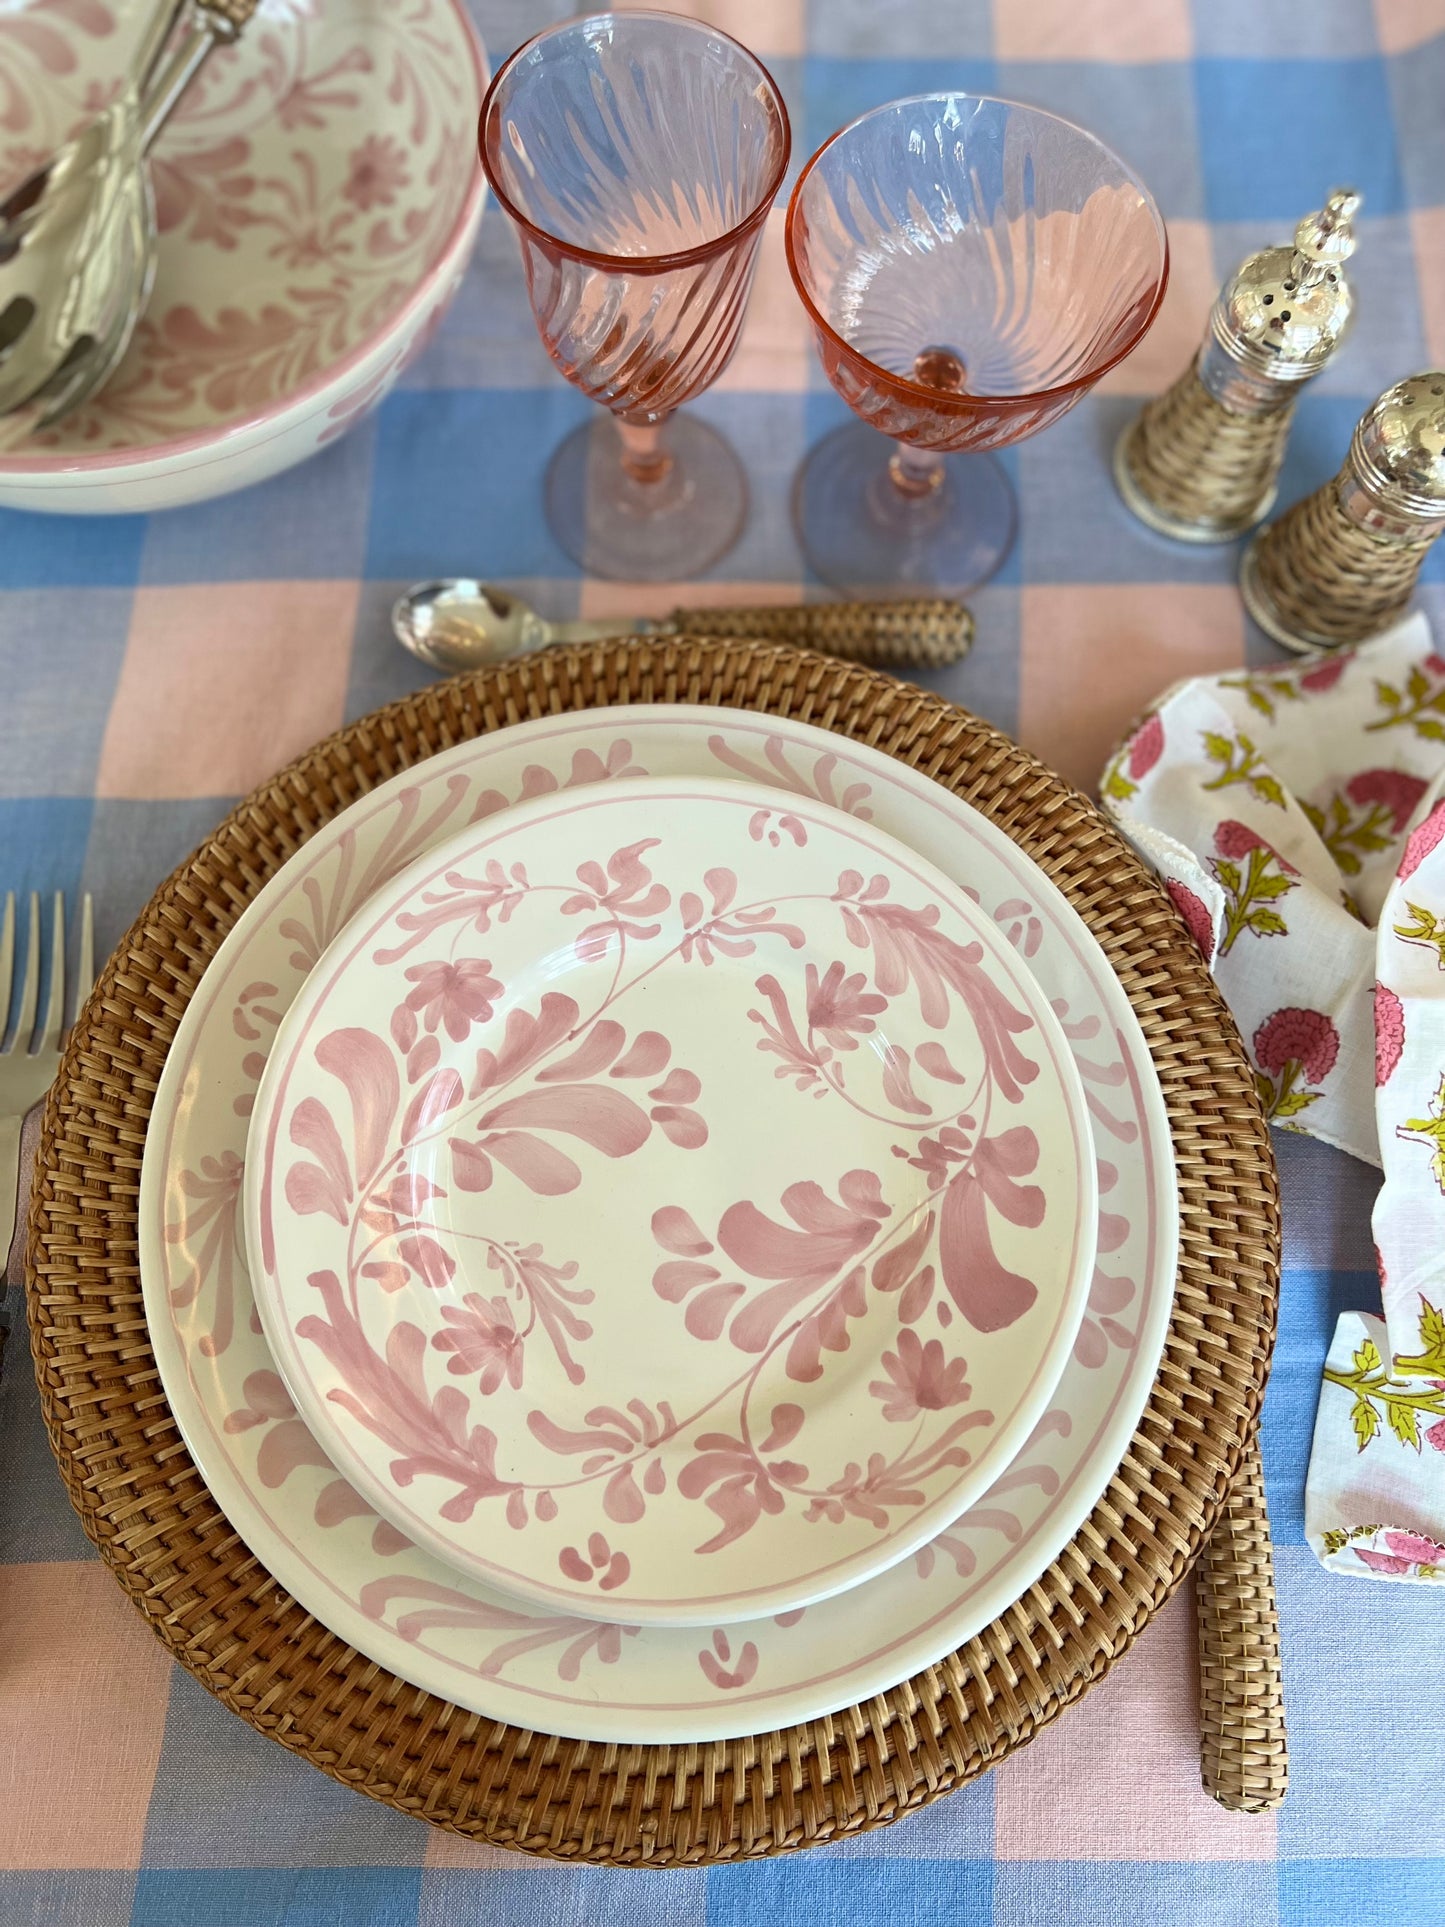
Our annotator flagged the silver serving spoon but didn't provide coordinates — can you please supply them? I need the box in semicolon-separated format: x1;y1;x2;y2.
0;0;257;443
393;580;976;673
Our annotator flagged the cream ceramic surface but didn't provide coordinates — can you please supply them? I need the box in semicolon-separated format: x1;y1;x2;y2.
142;708;1176;1739
246;778;1097;1625
0;0;487;513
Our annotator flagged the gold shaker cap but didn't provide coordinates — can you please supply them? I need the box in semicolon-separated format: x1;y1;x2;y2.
1212;188;1361;380
1352;373;1445;520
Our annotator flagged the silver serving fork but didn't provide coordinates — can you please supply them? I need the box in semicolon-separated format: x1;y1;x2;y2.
0;892;95;1274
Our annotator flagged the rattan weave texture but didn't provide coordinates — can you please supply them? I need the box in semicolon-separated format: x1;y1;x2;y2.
27;639;1281;1863
1121;356;1293;538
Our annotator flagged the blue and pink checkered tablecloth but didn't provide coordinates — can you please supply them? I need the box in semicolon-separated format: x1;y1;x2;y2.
1;1;1443;1921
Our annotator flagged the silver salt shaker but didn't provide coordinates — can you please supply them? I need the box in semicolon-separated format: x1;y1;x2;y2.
1115;189;1361;542
1241;373;1445;652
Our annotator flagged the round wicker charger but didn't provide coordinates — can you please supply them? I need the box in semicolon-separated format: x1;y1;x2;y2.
28;639;1280;1863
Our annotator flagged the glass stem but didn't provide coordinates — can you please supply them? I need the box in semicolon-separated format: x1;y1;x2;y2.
888;443;946;500
615;414;674;488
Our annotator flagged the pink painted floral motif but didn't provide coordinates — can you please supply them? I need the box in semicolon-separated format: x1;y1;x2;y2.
558;1532;631;1591
1375;985;1406;1087
1165;879;1217;962
1073;1260;1137;1369
697;1629;760;1688
1252;1006;1340;1121
432;1293;524;1394
165;1150;246;1357
869;1329;971;1423
358;1570;635;1678
403;957;503;1041
342;132;411;211
839;881;1039;1099
150;138;259;250
704;733;874;819
804;960;886;1051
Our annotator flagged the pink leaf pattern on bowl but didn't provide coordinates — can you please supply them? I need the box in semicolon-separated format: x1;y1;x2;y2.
1;0;480;456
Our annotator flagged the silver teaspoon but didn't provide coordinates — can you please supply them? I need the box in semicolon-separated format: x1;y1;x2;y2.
392;580;975;674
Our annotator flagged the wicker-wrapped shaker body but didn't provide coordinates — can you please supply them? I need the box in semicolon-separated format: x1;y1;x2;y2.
27;640;1284;1858
1242;372;1445;652
1115;191;1359;542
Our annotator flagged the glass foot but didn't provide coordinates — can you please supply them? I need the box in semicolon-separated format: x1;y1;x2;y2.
792;422;1017;593
545;413;748;582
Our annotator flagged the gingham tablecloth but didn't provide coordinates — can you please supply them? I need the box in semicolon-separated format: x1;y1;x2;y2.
1;2;1442;1922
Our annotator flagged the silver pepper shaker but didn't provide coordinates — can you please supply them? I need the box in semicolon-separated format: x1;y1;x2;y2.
1114;189;1361;542
1241;373;1445;653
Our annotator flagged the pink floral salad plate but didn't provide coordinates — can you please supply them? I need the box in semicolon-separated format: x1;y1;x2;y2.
243;776;1098;1626
141;707;1175;1741
0;0;487;514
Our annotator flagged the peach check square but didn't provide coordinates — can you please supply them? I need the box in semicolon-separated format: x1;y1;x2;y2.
1018;583;1244;792
994;0;1192;63
1373;0;1445;51
612;0;803;58
1098;221;1216;398
98;581;359;800
0;1562;172;1869
1412;207;1445;366
992;1585;1278;1860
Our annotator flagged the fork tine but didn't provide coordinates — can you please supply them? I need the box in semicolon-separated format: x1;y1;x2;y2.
36;891;65;1056
74;892;95;1024
0;892;12;1049
14;891;38;1052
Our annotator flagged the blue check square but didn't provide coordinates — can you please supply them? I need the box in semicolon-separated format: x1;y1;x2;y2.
1194;58;1404;223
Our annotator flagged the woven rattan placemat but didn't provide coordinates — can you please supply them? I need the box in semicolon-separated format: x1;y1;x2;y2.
27;639;1280;1863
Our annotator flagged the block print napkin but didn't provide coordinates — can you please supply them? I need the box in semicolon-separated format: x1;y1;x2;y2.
1099;615;1445;1583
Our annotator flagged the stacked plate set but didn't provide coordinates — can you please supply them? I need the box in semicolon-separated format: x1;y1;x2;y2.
143;701;1179;1746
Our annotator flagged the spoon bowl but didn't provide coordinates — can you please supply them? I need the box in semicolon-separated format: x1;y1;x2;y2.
394;581;559;672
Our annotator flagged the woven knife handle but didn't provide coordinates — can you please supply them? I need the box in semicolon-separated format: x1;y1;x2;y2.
664;599;974;669
1195;1428;1288;1811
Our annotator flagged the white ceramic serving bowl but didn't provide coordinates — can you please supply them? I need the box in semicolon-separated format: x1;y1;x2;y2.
0;0;487;514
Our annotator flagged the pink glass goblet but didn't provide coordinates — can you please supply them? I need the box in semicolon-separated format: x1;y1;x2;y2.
786;95;1169;593
479;12;790;582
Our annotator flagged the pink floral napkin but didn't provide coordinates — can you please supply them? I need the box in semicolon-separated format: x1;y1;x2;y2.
1100;615;1445;1583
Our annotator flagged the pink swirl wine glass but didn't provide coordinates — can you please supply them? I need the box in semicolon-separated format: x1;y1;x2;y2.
786;95;1169;592
479;12;790;582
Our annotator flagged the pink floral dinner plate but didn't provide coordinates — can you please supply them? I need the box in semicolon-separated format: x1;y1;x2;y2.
244;777;1097;1626
142;707;1174;1740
